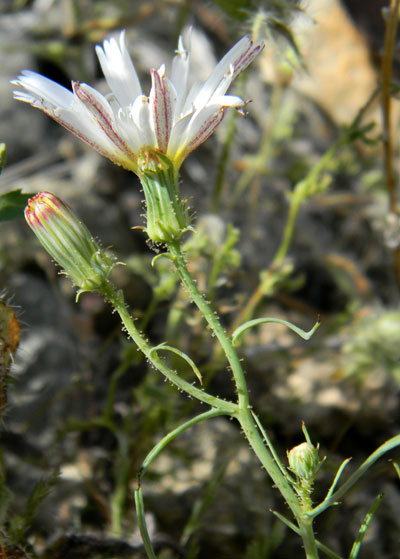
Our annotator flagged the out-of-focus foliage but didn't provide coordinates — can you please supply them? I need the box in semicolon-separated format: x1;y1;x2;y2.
0;143;6;173
0;190;33;221
343;311;400;386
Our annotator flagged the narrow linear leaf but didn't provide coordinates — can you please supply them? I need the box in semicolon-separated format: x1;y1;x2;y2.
349;494;384;559
309;434;400;518
139;409;226;479
232;316;320;345
321;458;352;504
251;410;291;480
135;410;230;559
302;422;313;445
151;252;172;267
134;487;158;559
149;343;202;384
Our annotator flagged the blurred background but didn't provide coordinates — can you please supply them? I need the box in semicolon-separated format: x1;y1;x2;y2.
1;1;400;558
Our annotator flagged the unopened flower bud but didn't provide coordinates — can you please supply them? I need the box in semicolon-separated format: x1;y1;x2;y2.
25;192;114;297
287;442;320;481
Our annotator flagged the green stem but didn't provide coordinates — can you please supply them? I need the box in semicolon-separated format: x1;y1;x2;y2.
102;283;237;415
272;86;379;267
272;191;302;265
167;240;249;409
273;511;343;559
300;519;319;559
166;240;307;533
272;138;344;266
103;248;320;555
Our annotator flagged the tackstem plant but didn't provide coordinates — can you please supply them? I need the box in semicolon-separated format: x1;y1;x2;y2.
16;30;400;559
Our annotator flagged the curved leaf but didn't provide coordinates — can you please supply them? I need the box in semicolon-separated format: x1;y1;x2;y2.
232;316;320;345
151;252;173;267
149;343;202;384
135;409;228;559
139;409;227;480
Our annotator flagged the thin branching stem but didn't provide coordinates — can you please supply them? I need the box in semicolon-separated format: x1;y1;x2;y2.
103;283;237;414
166;239;320;558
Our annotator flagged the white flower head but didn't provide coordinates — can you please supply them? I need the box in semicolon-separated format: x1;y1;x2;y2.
12;30;264;174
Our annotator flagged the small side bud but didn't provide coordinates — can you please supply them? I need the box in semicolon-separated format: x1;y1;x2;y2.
287;442;320;481
25;192;114;296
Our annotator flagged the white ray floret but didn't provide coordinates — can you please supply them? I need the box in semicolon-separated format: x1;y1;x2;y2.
12;31;264;174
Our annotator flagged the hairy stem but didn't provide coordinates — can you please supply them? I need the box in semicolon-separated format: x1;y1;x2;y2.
102;283;237;414
166;240;312;543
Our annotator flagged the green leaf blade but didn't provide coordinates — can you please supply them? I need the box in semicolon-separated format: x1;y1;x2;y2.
0;190;34;222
